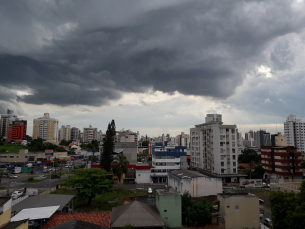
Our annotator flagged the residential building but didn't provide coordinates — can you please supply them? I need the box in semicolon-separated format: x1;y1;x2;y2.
32;113;59;144
83;125;98;143
8;120;27;142
261;146;303;181
135;163;151;183
175;132;190;148
0;109;14;139
115;129;139;143
59;125;71;141
114;142;138;164
151;146;187;183
284;114;305;154
96;130;105;142
217;193;260;229
271;132;287;146
255;130;270;149
168;170;222;197
156;188;182;228
71;127;80;141
190;114;238;179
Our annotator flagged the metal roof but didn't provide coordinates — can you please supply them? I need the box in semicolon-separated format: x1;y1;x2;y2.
12;194;74;213
11;206;60;221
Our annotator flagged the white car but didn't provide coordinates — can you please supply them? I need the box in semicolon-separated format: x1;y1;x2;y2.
147;187;153;194
11;191;23;199
9;175;18;179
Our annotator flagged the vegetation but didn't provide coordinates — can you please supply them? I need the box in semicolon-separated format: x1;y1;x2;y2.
101;120;116;172
0;187;6;190
246;165;265;179
182;192;213;227
301;161;305;169
62;168;113;205
141;141;149;147
0;145;25;153
59;139;72;146
27;138;67;152
52;188;147;211
269;181;305;229
238;149;261;164
113;154;129;184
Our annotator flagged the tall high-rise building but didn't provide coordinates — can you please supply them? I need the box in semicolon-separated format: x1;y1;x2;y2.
0;109;14;139
255;130;270;149
190;114;238;176
8;120;27;141
83;125;98;143
284;114;305;154
32;113;59;143
59;125;71;141
71;127;80;141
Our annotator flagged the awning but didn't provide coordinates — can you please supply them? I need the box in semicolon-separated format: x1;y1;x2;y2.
11;206;60;221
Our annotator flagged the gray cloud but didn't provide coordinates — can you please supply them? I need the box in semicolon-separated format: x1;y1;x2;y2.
1;0;305;110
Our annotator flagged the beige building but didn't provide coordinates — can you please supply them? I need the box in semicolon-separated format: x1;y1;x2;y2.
217;193;260;229
0;149;67;164
59;125;71;142
83;125;98;143
0;197;28;229
33;113;59;144
275;133;287;146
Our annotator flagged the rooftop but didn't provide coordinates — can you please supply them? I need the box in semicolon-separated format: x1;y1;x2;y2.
169;169;205;179
0;197;11;206
156;187;180;196
218;193;256;198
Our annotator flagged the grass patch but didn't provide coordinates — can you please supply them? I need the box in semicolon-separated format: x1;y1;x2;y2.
0;187;6;190
0;145;27;153
233;188;271;206
52;188;149;212
20;179;42;183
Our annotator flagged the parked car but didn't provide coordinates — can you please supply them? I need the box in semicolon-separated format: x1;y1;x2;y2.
65;165;72;168
11;191;23;199
263;218;272;228
9;175;18;179
147;187;153;194
51;174;60;179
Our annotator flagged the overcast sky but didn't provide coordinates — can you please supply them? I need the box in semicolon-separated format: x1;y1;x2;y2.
1;0;305;137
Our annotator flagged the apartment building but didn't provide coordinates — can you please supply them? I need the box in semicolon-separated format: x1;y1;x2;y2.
0;109;14;139
71;127;81;141
175;132;190;148
32;113;59;144
59;125;71;141
115;129;139;143
190;114;239;181
261;146;303;181
284;114;305;154
83;125;98;143
151;146;187;183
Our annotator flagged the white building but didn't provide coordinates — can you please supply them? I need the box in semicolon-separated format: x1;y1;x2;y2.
135;163;151;184
284;114;305;153
168;170;222;197
175;132;190;148
115;129;139;143
59;125;71;141
190;114;238;177
151;146;187;184
32;113;59;144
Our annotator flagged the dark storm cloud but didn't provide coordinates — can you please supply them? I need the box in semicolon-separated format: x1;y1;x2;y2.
1;0;304;106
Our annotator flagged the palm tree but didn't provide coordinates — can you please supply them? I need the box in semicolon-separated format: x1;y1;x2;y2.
112;154;129;184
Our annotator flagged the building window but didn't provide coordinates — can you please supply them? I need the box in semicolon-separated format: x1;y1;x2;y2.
10;156;14;158
233;162;236;166
221;162;224;166
233;155;236;160
235;205;239;209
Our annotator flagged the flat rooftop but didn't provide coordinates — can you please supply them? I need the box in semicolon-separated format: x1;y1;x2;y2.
156;187;180;196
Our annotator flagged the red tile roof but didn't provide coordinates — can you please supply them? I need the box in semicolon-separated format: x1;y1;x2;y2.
43;211;111;229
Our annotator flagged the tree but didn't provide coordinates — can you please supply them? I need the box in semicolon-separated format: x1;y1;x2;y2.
101;120;116;172
112;154;129;184
238;149;261;164
142;141;149;147
62;168;113;205
301;161;305;169
270;180;305;229
182;191;213;227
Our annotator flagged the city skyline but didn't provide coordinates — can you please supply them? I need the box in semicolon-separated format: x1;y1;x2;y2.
1;1;304;137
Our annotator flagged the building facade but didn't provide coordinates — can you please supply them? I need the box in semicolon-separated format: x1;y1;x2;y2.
261;146;303;181
284;114;305;154
83;125;97;143
59;125;71;141
8;120;27;142
71;127;80;141
151;146;187;183
190;114;238;176
32;113;59;144
168;170;222;197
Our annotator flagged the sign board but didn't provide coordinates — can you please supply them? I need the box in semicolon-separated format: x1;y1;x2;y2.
45;150;53;153
240;179;263;188
45;152;54;157
21;167;31;173
14;167;21;173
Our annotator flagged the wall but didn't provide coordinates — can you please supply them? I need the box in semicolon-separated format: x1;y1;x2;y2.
15;221;29;229
0;199;12;227
135;169;151;183
156;192;181;228
218;194;260;229
168;175;222;197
